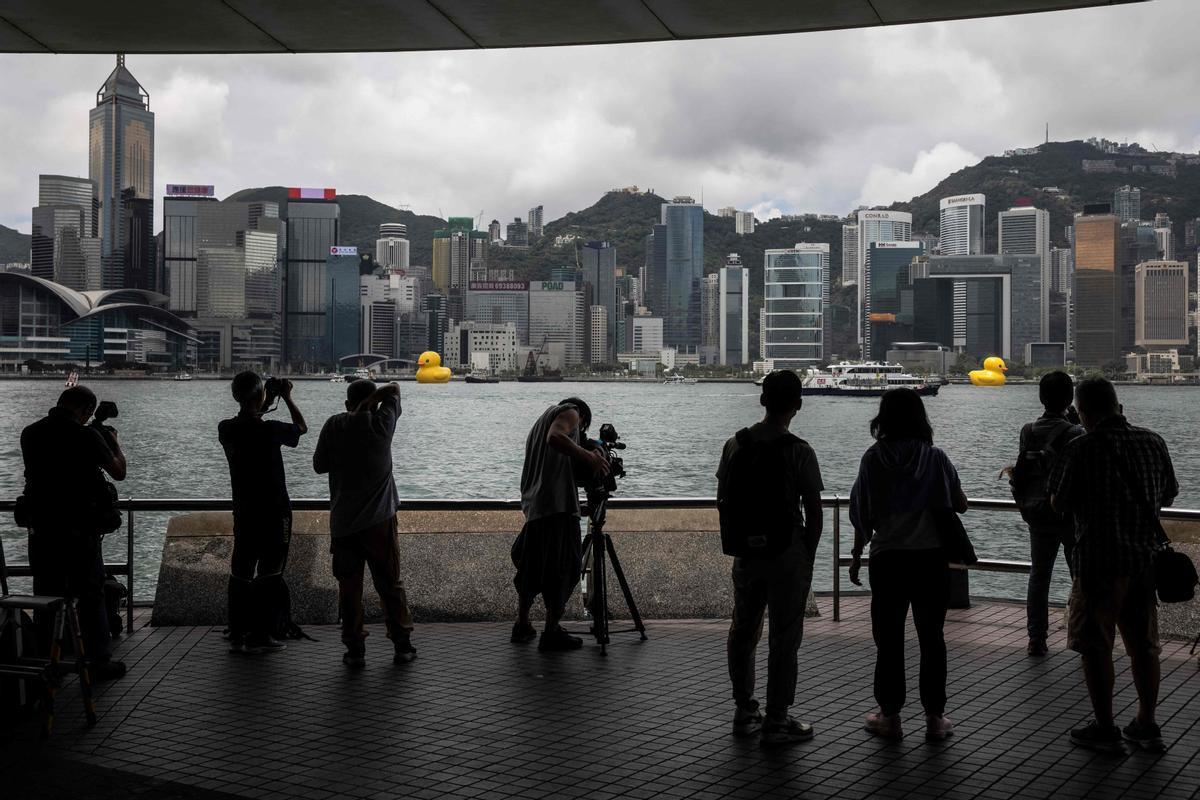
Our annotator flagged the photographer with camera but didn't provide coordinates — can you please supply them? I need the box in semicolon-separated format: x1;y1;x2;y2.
511;397;610;652
218;371;307;655
20;386;128;681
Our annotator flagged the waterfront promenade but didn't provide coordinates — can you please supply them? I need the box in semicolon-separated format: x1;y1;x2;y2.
3;598;1197;800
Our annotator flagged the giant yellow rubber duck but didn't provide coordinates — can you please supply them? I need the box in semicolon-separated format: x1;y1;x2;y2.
416;351;452;383
969;356;1007;386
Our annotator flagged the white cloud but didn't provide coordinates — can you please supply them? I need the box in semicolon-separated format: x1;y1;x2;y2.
856;142;982;207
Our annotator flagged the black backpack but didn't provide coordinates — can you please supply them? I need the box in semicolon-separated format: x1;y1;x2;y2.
718;428;800;559
1011;420;1076;526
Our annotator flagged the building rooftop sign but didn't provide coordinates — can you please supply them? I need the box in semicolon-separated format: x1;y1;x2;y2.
288;187;336;200
329;246;358;257
165;184;214;197
469;281;528;291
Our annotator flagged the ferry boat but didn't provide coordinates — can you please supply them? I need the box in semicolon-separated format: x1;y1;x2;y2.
756;362;939;397
662;375;698;385
173;371;193;382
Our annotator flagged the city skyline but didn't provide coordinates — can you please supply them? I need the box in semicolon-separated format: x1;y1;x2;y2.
3;0;1200;235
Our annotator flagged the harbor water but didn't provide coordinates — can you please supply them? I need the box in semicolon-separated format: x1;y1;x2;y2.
1;379;1196;602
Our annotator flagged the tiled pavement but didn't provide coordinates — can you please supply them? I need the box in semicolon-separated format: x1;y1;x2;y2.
2;598;1198;800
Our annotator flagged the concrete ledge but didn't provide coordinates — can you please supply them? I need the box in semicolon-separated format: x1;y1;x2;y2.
151;508;820;627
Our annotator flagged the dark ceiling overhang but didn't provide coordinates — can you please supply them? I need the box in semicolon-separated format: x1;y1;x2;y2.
0;1;1147;54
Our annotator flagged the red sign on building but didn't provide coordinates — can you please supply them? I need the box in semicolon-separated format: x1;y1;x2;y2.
287;187;337;200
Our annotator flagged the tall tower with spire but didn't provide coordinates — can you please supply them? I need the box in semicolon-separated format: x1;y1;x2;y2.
89;54;155;290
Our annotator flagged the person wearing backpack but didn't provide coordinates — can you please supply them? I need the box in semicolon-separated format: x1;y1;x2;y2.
848;388;968;743
218;372;307;655
718;370;823;747
1010;371;1084;657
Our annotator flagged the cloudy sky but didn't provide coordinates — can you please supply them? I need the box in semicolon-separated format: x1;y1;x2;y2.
1;0;1198;234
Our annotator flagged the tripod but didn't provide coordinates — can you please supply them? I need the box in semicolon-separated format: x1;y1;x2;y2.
578;488;647;656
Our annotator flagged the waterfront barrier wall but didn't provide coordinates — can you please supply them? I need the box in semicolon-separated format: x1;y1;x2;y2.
150;506;821;627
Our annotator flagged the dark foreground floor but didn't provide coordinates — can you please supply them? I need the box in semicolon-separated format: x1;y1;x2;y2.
2;598;1198;800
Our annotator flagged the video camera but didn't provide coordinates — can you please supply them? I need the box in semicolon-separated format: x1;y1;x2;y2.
580;423;626;496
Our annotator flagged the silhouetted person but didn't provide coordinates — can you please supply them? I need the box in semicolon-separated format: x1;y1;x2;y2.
21;386;128;681
218;372;307;654
718;370;823;746
313;379;415;667
1049;378;1177;752
1010;371;1083;656
512;397;609;651
849;387;967;742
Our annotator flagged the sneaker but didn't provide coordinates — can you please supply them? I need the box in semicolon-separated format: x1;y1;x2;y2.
1027;639;1048;657
732;707;764;737
762;716;814;747
393;642;418;664
537;627;583;652
865;711;904;740
1070;721;1124;752
511;622;538;644
243;635;287;655
89;659;127;682
926;714;953;742
1122;719;1165;752
342;651;366;669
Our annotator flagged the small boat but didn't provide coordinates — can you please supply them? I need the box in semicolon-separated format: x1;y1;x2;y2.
465;372;499;384
173;371;193;382
64;370;79;388
662;375;698;385
329;374;346;383
353;368;373;381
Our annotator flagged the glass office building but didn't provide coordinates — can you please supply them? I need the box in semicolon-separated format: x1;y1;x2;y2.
580;241;617;362
660;202;704;349
285;197;339;365
866;241;925;360
465;280;530;343
719;261;749;365
763;244;827;368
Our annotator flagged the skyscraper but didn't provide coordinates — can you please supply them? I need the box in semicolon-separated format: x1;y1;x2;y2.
719;253;749;366
31;175;101;291
284;189;340;366
856;211;912;346
89;55;154;290
488;219;502;243
939;194;985;350
764;243;827;368
1072;206;1121;366
580;241;617;362
432;217;486;320
1135;261;1188;347
998;205;1051;340
660;199;704;349
1154;212;1174;260
528;205;544;240
700;272;720;364
841;221;858;285
865;241;925;360
1112;185;1141;222
376;223;410;271
528;280;584;366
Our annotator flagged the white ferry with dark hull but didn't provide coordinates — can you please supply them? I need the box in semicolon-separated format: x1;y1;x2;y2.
757;362;940;397
802;362;940;397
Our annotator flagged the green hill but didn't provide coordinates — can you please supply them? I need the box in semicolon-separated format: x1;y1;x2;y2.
892;140;1200;249
0;223;30;264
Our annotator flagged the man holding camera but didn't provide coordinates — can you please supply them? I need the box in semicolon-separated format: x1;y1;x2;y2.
511;397;610;652
20;386;128;680
313;379;416;668
218;372;307;654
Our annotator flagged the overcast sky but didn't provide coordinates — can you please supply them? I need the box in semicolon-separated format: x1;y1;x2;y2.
1;0;1198;235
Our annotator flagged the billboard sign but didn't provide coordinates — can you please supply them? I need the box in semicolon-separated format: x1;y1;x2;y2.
165;184;215;197
288;187;337;200
329;246;358;257
469;280;528;291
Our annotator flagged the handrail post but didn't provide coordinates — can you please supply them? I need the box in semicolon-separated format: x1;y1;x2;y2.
126;498;134;634
832;495;840;622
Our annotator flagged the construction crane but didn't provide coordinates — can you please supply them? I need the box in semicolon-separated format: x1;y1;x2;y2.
476;210;485;230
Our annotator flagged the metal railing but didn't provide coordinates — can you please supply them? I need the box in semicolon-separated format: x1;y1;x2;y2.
1;496;1197;633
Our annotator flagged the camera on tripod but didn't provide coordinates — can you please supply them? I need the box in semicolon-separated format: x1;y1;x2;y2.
580;422;626;495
